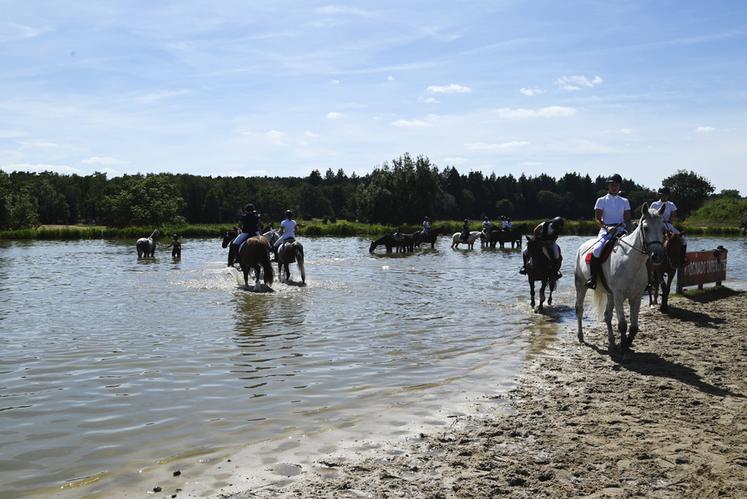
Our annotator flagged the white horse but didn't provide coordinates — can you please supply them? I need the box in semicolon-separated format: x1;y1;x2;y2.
574;203;666;361
451;231;482;249
136;229;160;258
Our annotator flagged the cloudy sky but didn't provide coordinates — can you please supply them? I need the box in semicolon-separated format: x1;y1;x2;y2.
1;1;746;192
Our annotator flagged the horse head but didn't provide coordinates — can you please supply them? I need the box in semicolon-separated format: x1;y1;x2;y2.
221;229;237;248
369;240;377;253
640;202;666;266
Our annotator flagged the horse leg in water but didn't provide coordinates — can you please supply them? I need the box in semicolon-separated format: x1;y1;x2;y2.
548;278;556;306
297;253;306;284
529;277;536;309
536;278;547;312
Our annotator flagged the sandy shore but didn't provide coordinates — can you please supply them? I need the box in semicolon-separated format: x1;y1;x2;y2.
224;288;746;498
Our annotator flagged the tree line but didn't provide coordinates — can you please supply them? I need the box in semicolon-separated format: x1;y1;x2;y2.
0;153;721;230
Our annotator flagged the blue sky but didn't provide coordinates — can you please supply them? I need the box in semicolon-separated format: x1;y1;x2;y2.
1;1;746;192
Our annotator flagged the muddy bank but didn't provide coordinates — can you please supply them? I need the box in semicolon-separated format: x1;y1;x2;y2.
224;289;746;498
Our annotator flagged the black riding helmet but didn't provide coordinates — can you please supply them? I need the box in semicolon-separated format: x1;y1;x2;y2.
285;210;293;218
244;203;255;212
607;173;622;184
550;216;564;227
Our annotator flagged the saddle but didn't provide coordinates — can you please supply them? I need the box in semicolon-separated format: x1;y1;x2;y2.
584;233;621;265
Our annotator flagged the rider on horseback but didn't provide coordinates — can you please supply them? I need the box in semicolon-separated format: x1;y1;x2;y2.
520;216;564;278
482;216;492;237
585;174;631;289
422;216;430;235
273;210;298;261
229;203;260;267
651;186;688;266
461;219;470;243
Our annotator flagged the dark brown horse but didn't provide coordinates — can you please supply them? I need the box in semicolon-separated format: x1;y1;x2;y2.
413;228;440;248
524;235;557;311
222;231;274;290
648;231;684;312
369;234;414;253
482;226;524;249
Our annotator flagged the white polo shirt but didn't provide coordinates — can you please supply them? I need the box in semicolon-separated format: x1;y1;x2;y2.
280;218;296;238
594;193;631;225
650;200;677;222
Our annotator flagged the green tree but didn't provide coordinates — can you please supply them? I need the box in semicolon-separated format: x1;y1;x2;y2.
102;175;185;227
662;170;715;217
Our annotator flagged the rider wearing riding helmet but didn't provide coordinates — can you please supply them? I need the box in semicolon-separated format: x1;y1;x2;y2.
422;216;431;235
461;218;471;242
229;203;261;266
503;217;513;229
650;186;688;264
273;209;298;260
585;174;631;289
482;216;492;236
520;217;564;279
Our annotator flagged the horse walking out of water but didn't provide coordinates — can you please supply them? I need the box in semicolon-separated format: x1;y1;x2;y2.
222;231;274;290
574;203;666;361
136;230;160;258
524;235;557;311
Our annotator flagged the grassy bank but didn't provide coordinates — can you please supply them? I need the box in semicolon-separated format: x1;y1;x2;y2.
1;219;744;240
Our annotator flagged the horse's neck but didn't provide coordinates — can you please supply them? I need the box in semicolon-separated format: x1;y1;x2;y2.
614;227;647;268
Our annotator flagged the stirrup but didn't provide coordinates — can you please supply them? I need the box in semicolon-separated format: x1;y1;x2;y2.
555;271;563;279
584;278;596;290
519;267;527;275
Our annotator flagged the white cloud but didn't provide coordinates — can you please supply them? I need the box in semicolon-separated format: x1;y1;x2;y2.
426;83;472;94
464;141;530;151
303;131;320;138
554;75;603;91
20;140;58;148
2;163;80;175
82;156;128;166
392;119;432;128
0;22;44;42
695;126;716;133
619;128;633;135
494;106;576;118
331;79;340;85
387;75;395;81
519;87;544;97
135;89;190;104
266;130;288;145
326;111;343;120
418;96;439;104
316;5;375;17
0;129;29;139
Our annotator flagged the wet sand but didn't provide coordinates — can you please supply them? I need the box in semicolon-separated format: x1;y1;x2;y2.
223;288;746;498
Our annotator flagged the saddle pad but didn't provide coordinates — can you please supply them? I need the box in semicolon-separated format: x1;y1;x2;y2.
585;240;615;265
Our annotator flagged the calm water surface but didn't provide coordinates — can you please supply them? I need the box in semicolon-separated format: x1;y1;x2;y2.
1;235;744;497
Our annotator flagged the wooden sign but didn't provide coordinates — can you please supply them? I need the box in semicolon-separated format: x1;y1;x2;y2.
676;247;727;292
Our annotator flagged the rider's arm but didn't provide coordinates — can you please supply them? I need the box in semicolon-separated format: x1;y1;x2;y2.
670;209;678;225
594;208;606;230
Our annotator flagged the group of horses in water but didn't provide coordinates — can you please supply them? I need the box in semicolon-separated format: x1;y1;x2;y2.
136;204;685;362
368;226;525;254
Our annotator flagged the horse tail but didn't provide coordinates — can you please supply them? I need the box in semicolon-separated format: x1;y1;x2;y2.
260;250;274;286
590;286;608;320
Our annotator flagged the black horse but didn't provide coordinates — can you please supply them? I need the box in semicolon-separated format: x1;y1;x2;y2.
413;228;440;248
482;226;524;249
524;235;557;311
369;234;414;253
222;231;274;290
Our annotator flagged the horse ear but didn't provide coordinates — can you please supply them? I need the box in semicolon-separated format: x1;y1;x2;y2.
640;202;649;217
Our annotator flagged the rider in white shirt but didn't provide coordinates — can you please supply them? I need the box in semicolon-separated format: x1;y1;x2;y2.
503;217;512;229
586;174;631;289
273;210;298;260
650;186;688;263
482;217;492;236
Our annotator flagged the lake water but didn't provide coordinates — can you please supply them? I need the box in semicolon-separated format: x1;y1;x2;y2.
1;235;745;497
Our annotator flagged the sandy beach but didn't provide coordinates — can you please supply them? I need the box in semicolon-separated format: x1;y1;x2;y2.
222;288;746;498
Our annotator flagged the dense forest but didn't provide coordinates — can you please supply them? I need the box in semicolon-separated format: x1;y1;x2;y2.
0;153;723;230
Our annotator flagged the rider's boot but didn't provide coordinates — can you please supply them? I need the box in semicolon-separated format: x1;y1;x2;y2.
519;253;529;275
585;256;598;289
554;258;563;279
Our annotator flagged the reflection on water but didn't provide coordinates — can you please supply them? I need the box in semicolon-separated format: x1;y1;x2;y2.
0;235;744;497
